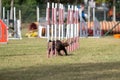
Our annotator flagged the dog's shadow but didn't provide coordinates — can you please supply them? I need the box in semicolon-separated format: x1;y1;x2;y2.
67;53;74;56
60;53;73;56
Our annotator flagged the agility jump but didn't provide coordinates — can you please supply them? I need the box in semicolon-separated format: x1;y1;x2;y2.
2;7;22;40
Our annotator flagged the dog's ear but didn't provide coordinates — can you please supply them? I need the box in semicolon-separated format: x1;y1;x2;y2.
49;40;52;42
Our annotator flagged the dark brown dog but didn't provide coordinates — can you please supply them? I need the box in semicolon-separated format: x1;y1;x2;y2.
48;40;69;56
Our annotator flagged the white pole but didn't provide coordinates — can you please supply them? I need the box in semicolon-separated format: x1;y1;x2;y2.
37;6;39;22
93;7;95;21
17;20;22;39
46;2;50;42
19;10;21;22
74;6;77;38
92;1;96;21
113;5;116;21
113;0;116;21
14;7;17;38
88;5;90;22
7;10;9;27
18;10;22;39
10;0;14;20
3;7;5;20
14;7;16;21
37;6;41;38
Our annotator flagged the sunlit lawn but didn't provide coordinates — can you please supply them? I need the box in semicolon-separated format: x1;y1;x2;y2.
0;30;120;80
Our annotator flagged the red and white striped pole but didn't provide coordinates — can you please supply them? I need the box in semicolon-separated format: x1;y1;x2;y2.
76;8;79;48
76;6;79;49
51;3;54;41
54;3;57;41
50;3;55;56
61;4;64;40
66;5;71;52
54;3;57;56
58;3;62;40
46;2;50;57
66;5;70;40
70;5;74;52
73;6;77;51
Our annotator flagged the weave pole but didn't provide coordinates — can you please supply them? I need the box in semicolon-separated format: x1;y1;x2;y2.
73;6;76;51
70;5;74;52
58;4;61;40
46;2;51;57
51;3;54;41
54;3;57;56
61;4;64;40
76;6;79;49
66;5;71;53
50;3;55;56
73;6;79;51
68;5;72;52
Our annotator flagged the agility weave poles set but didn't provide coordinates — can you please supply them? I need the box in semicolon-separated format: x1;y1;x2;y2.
46;2;79;58
66;5;79;52
2;7;22;40
46;2;64;57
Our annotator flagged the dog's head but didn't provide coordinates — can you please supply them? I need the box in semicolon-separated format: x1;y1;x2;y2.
62;40;69;47
63;42;69;47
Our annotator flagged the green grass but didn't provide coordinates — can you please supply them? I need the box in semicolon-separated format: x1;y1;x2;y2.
0;34;120;80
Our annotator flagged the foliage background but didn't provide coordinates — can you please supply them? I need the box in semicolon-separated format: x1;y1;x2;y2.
1;0;120;23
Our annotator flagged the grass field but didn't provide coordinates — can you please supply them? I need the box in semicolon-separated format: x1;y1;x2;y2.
0;29;120;80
